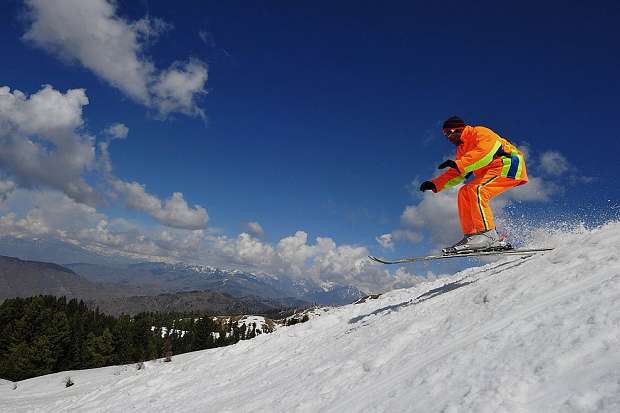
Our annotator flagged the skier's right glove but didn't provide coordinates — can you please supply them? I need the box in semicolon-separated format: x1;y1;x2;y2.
419;181;436;192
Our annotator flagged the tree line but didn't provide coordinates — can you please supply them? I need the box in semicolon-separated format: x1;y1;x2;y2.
0;295;268;381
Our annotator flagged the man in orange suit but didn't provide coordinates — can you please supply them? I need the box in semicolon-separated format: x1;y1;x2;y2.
420;116;528;253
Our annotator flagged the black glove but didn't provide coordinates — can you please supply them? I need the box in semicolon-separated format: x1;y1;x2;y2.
438;159;459;172
419;181;436;192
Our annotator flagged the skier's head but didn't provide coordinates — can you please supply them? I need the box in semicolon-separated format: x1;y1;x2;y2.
442;116;466;145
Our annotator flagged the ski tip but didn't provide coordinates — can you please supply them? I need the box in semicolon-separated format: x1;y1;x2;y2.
368;255;390;264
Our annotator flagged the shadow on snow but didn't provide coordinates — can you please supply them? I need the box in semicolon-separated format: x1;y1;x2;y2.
347;258;529;327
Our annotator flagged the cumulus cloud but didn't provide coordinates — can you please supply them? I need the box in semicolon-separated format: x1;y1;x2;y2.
210;232;275;268
104;123;129;140
276;231;318;276
109;180;209;230
23;0;207;117
376;229;422;250
392;229;424;244
0;85;100;206
96;130;209;230
0;189;102;239
0;186;424;292
0;83;209;231
540;151;571;176
0;210;50;237
206;230;426;293
375;233;394;249
246;221;264;238
151;59;208;117
401;191;461;246
0;188;209;261
0;180;16;202
506;176;561;202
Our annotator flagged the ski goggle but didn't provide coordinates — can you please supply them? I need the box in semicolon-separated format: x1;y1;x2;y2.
443;128;463;137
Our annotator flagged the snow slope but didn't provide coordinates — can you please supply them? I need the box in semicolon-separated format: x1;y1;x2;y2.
2;221;620;412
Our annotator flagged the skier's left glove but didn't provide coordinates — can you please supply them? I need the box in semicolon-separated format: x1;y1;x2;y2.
438;160;459;172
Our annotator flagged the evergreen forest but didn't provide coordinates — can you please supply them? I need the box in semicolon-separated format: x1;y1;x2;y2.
0;295;270;381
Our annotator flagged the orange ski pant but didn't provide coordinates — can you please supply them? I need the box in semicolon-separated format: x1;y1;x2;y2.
457;174;522;235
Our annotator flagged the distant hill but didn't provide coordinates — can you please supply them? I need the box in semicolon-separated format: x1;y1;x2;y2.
91;290;308;317
0;255;136;301
0;236;134;266
67;262;367;306
0;237;367;306
0;255;309;316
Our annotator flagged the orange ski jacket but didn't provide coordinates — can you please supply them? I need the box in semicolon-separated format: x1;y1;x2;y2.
432;126;528;192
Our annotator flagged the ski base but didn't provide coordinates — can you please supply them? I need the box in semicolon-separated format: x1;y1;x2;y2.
368;247;554;265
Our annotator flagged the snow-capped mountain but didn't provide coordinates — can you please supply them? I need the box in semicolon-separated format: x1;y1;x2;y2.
3;220;619;412
0;236;367;306
67;261;367;306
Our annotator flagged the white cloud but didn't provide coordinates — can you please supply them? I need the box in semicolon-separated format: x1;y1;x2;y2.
375;233;394;250
0;180;16;202
0;85;100;206
4;188;103;233
152;59;208;118
540;151;571;176
392;267;431;288
104;123;129;140
110;179;209;230
276;231;317;276
198;30;215;47
391;229;423;244
23;0;207;117
0;186;426;292
506;177;561;202
205;230;426;293
96;131;209;230
401;191;461;246
376;230;422;250
0;188;209;261
0;83;209;231
0;210;50;237
246;221;264;238
156;192;208;230
211;232;276;268
23;0;152;102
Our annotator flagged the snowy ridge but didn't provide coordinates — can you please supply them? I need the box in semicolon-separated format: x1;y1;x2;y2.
2;221;620;412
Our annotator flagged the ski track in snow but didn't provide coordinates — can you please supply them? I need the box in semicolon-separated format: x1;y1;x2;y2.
2;222;620;412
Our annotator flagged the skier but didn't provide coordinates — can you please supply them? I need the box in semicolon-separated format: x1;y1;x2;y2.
419;116;528;254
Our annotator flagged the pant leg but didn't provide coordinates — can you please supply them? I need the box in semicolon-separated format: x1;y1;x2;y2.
457;185;477;235
459;175;523;234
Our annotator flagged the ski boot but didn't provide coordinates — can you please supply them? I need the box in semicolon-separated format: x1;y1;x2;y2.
442;229;512;255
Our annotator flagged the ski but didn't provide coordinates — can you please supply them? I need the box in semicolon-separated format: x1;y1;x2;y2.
368;248;554;264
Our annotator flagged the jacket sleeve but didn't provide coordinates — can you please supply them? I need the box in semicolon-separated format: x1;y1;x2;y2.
454;129;502;174
432;168;466;192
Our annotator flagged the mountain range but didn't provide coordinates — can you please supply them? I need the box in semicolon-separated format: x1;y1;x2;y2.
0;239;366;316
65;261;366;306
0;236;366;307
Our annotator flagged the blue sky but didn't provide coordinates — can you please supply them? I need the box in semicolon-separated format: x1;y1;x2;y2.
0;0;618;291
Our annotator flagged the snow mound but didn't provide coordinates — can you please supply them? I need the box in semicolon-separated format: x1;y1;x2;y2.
2;221;620;412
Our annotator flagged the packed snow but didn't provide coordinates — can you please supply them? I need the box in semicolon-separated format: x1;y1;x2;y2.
2;221;620;412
